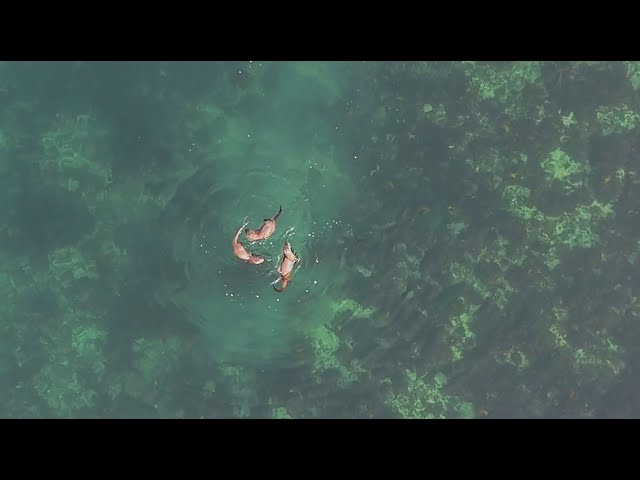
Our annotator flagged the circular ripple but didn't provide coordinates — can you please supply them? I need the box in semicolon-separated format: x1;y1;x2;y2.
163;165;353;368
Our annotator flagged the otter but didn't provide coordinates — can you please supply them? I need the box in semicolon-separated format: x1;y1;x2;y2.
245;206;282;242
232;222;265;264
273;241;300;292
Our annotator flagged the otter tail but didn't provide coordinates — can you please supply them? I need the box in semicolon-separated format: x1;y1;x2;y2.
273;275;291;292
272;206;283;222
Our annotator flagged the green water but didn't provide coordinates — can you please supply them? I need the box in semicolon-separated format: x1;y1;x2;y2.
7;61;633;418
164;62;357;366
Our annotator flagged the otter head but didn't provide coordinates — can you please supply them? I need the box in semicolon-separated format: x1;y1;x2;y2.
248;255;265;265
245;229;258;241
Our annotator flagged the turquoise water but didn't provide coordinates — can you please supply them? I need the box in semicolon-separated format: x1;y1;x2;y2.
161;62;358;366
3;61;634;418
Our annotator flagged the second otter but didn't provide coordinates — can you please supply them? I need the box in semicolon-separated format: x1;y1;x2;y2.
245;206;282;242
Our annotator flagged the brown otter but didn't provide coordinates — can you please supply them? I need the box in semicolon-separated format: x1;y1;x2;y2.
273;241;300;292
232;222;265;264
245;206;282;242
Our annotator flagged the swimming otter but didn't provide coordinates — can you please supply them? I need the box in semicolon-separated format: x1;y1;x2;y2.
273;241;299;292
245;206;282;242
232;222;265;264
